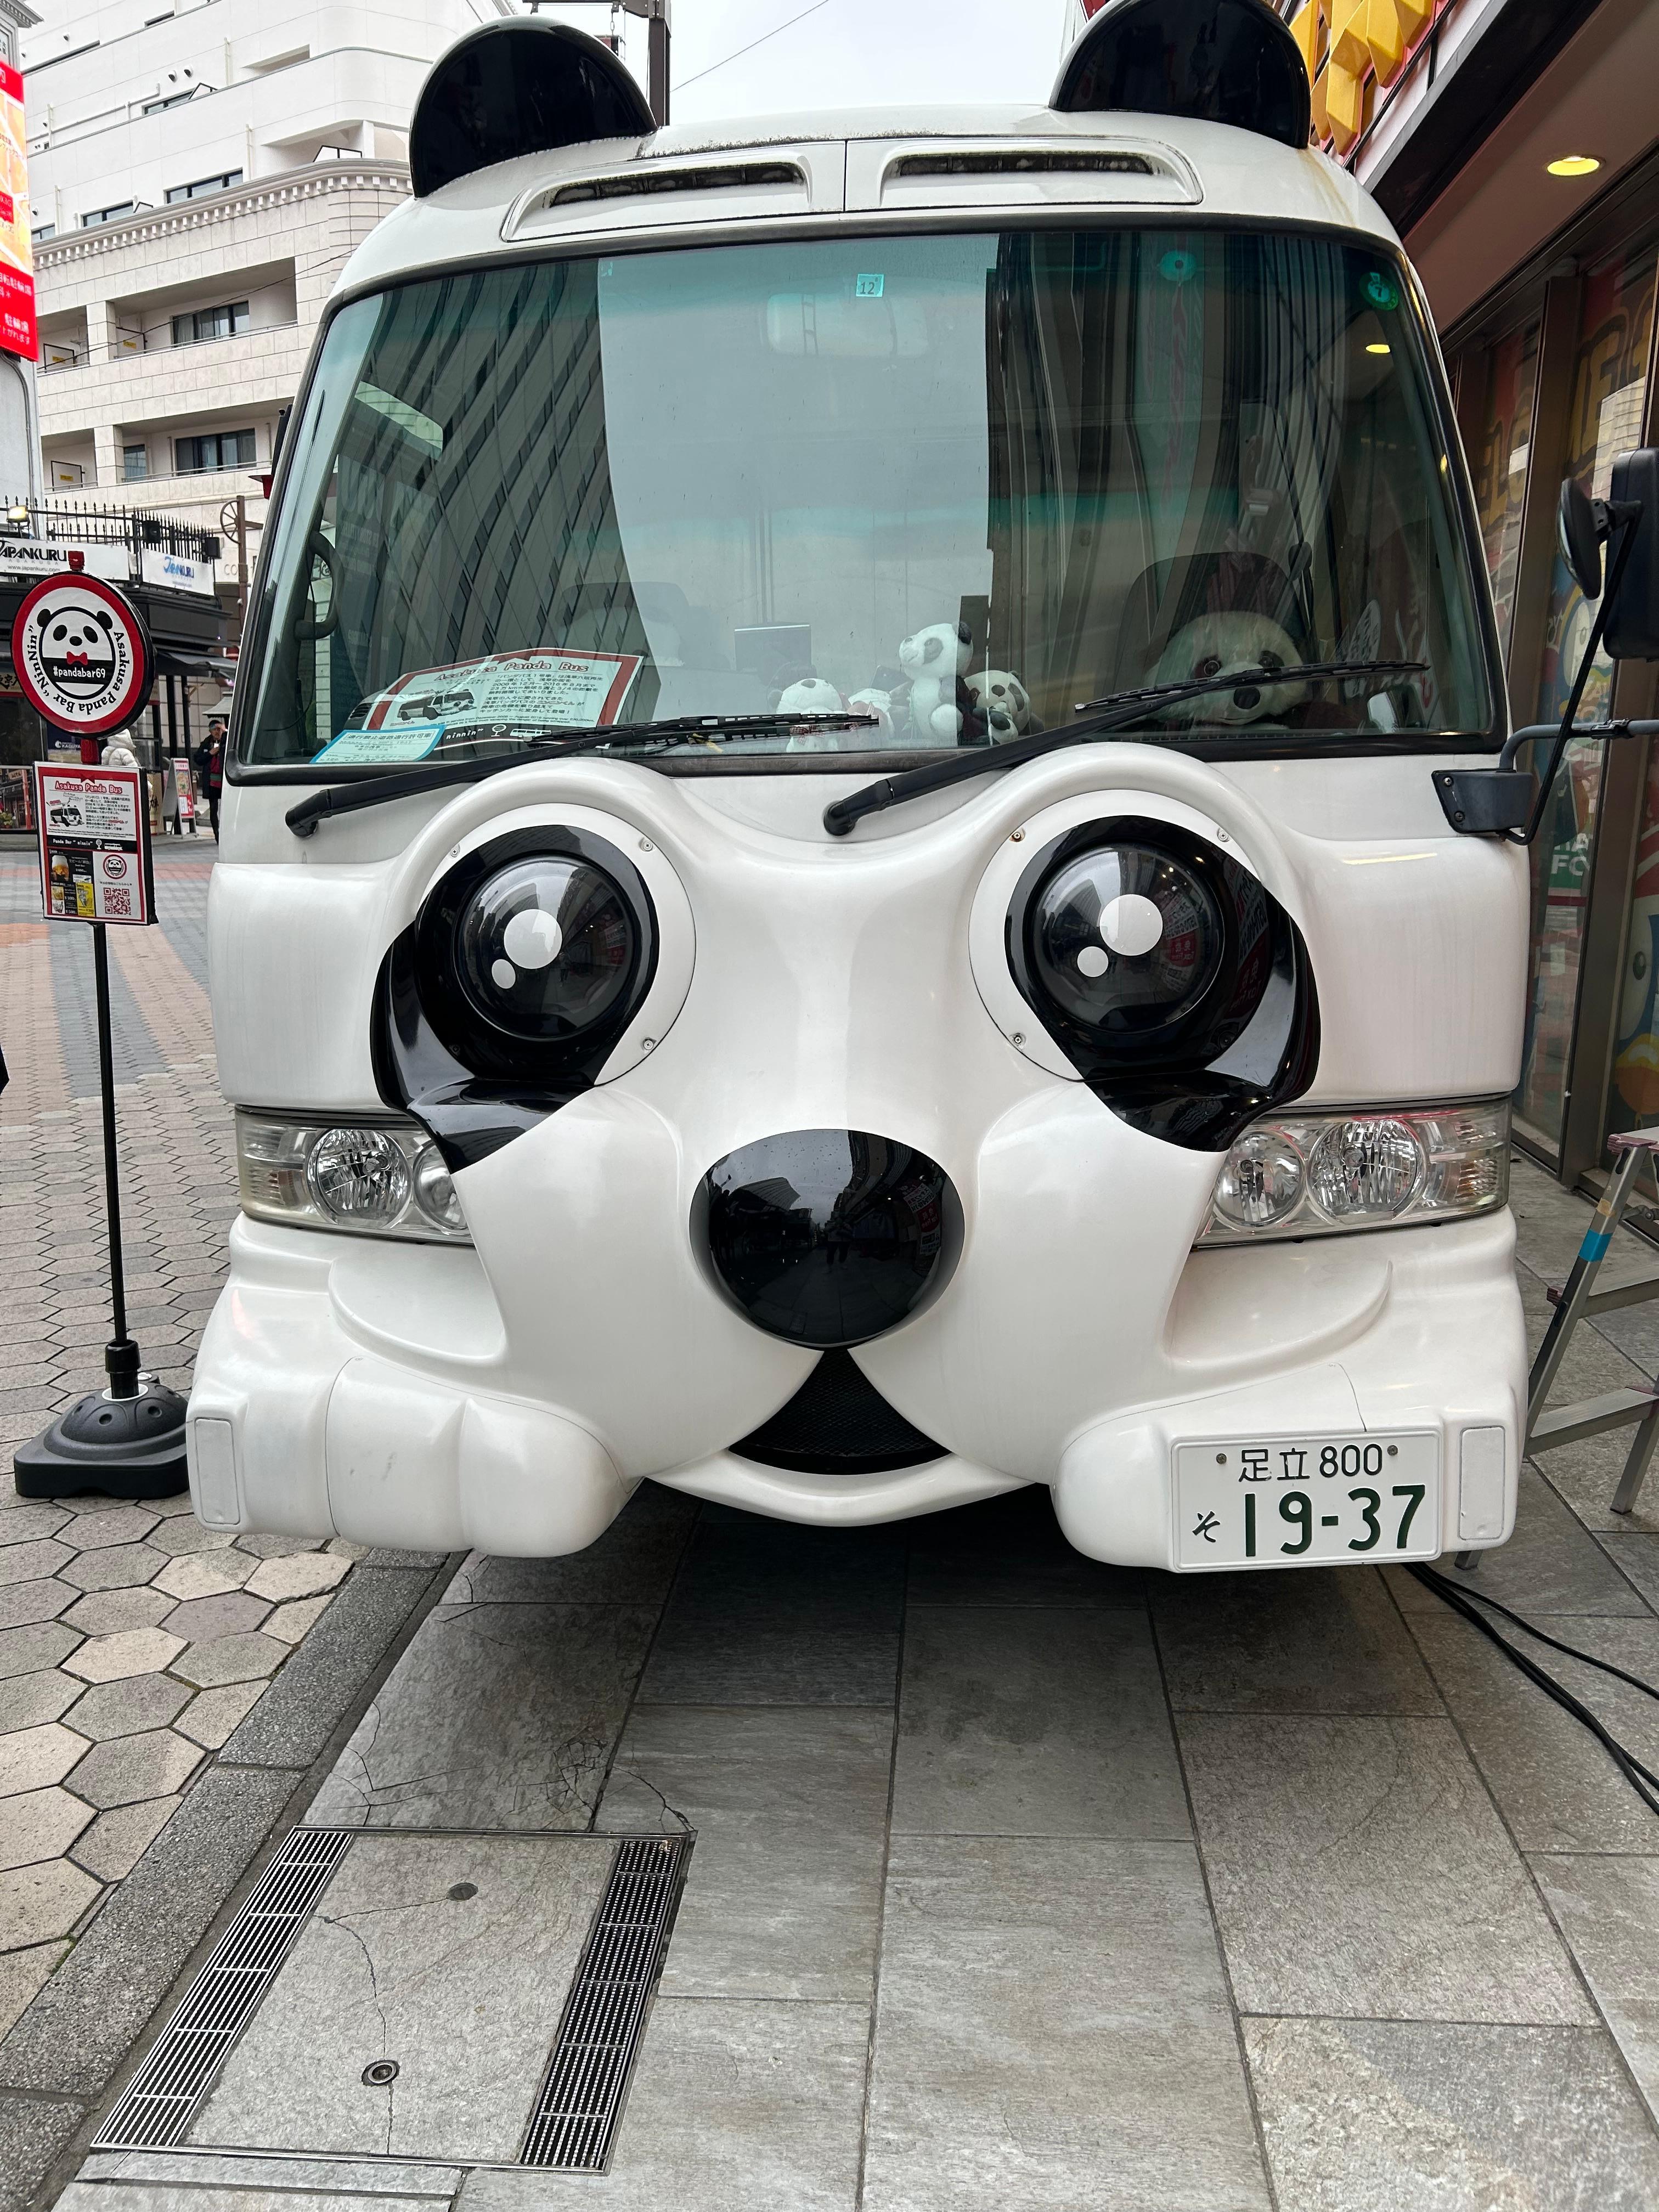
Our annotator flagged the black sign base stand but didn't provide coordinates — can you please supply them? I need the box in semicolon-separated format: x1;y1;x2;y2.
13;923;189;1500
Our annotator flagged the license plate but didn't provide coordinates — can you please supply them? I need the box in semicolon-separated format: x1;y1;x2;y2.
1173;1431;1440;1570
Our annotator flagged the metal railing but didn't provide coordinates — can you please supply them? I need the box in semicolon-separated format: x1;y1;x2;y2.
0;499;221;565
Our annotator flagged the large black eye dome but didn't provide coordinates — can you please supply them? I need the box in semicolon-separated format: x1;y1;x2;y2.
1029;843;1224;1040
1007;816;1318;1151
456;855;636;1042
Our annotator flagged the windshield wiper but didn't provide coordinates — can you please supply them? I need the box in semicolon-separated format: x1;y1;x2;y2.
821;661;1426;837
283;712;880;838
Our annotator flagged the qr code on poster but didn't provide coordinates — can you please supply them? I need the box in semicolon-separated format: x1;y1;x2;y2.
101;887;132;918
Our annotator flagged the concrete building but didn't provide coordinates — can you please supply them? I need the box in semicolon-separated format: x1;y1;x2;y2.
19;1;500;572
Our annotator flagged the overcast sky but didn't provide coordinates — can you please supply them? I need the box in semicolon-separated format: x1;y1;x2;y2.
654;0;1076;123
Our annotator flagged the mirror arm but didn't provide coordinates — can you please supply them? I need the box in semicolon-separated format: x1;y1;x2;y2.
1435;509;1644;844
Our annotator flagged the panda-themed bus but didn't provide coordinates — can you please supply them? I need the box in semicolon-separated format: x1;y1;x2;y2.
189;0;1659;1576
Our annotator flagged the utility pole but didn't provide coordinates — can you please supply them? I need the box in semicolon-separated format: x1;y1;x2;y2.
543;1;669;125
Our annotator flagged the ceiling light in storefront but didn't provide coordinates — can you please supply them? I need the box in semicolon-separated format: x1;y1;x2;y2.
1366;342;1391;354
1547;155;1602;178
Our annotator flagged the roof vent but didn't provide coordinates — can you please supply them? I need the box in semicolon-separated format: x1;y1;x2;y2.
409;21;653;199
1051;0;1311;153
891;150;1156;180
547;159;805;207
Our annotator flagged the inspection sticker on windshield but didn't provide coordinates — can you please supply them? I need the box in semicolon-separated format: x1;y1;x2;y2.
1173;1431;1440;1570
360;648;642;735
314;723;445;765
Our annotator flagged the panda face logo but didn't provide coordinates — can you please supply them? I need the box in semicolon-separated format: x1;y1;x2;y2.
37;604;116;695
15;579;145;731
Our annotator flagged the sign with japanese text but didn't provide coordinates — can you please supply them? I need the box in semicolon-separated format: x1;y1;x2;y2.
0;61;33;359
11;573;154;736
33;763;155;927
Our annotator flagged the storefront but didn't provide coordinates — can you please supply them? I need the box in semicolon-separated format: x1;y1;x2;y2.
0;507;229;837
1285;0;1659;1188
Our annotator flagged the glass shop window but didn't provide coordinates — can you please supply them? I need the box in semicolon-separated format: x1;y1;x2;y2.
1468;317;1539;663
1516;245;1657;1150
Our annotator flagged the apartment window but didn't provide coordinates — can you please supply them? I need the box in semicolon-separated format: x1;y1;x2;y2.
171;300;250;347
142;89;195;114
81;202;136;228
122;444;148;482
164;171;242;205
31;223;53;244
174;429;255;474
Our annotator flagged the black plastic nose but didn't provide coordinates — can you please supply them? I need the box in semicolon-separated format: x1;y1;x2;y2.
696;1128;961;1348
1232;685;1261;710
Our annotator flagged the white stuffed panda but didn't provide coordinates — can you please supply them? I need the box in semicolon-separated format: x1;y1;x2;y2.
779;674;848;753
847;687;898;742
1146;613;1307;727
966;668;1034;742
899;620;973;741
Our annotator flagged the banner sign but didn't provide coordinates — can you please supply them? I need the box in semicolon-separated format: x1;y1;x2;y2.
11;573;155;736
33;763;155;926
0;62;33;359
138;545;217;597
0;539;133;585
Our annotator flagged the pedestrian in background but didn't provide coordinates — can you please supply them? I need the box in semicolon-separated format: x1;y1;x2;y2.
204;718;226;839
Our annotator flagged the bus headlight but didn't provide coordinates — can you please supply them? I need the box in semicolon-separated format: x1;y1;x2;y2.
236;1113;472;1244
1198;1101;1509;1245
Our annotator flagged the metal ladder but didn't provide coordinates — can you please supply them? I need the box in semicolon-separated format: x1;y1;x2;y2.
1524;1130;1659;1518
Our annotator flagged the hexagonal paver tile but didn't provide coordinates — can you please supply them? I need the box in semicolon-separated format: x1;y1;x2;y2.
0;1723;89;1799
265;1595;332;1645
64;1674;191;1742
0;1939;68;2040
62;1586;173;1637
233;1534;316;1560
174;1681;261;1749
146;1520;239;1558
245;1552;351;1605
60;1506;160;1551
63;1627;185;1684
153;1551;255;1602
0;1785;95;1870
161;1593;270;1643
71;1795;179;1882
0;1539;75;1589
59;1544;166;1595
0;1622;81;1681
0;1506;70;1546
66;1729;201;1811
0;1857;101;1946
0;1579;76;1633
0;1671;81;1733
173;1633;287;1689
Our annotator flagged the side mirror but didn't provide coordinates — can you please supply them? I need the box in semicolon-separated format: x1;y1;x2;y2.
1606;449;1659;661
1559;477;1603;599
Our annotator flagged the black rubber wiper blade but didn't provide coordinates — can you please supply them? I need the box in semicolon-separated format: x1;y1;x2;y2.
284;712;877;838
821;661;1426;837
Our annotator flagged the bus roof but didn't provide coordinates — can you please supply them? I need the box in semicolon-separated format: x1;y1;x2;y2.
335;104;1397;308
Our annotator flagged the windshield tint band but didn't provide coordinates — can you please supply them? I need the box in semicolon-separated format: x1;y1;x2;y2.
235;224;1499;782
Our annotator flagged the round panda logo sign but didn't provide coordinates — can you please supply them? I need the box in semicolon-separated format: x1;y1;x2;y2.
12;574;154;736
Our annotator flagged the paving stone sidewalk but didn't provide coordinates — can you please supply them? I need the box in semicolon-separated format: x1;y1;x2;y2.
0;850;455;2211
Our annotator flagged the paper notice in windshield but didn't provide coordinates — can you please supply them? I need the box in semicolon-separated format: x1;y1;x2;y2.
360;648;642;736
315;723;445;765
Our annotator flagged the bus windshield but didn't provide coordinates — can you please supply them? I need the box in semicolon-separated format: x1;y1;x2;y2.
241;227;1494;774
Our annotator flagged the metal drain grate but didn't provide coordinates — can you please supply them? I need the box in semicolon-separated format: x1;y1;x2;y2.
95;1826;354;2150
519;1833;691;2171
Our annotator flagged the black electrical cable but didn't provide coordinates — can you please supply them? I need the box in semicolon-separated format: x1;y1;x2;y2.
1409;1562;1659;1820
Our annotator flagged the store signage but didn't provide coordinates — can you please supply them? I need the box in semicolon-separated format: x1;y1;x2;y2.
33;762;155;926
11;573;155;736
138;545;217;597
0;61;34;360
0;539;132;584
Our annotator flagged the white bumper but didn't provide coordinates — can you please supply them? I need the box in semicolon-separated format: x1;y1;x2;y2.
186;1207;1524;1567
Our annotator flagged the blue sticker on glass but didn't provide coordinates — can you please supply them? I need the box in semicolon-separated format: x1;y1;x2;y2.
1159;250;1197;285
855;273;885;298
314;723;445;765
1363;269;1400;312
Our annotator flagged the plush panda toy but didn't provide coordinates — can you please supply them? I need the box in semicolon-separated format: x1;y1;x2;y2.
847;687;897;741
966;668;1035;741
1146;612;1307;726
776;674;844;716
899;620;974;741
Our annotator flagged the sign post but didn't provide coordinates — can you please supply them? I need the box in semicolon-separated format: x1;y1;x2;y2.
10;573;189;1499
